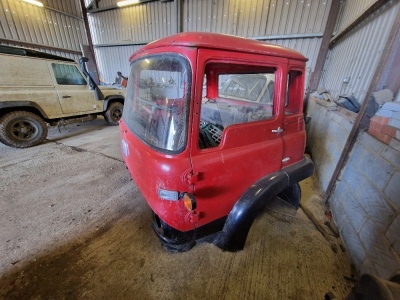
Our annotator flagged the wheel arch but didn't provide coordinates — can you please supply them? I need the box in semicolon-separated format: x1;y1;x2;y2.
103;95;124;111
0;101;48;120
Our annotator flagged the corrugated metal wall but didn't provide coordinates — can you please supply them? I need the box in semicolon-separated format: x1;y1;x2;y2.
182;0;329;36
268;38;322;89
94;45;143;82
88;0;117;8
88;0;178;83
0;0;87;62
319;0;400;103
89;1;176;46
334;0;379;33
89;0;332;84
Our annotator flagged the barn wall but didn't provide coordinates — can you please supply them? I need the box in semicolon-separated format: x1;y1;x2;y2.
307;0;400;279
319;0;399;102
0;0;87;62
87;0;332;84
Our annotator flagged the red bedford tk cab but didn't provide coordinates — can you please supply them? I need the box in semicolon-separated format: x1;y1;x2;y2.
120;32;314;252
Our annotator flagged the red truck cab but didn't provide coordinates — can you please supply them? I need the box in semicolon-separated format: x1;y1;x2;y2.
120;32;314;252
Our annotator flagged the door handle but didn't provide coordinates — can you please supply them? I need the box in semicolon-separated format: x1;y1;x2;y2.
271;127;283;133
62;95;71;98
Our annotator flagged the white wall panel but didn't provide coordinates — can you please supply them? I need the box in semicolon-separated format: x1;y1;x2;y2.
182;0;331;37
94;45;142;83
88;1;176;45
44;0;82;17
0;0;87;61
319;0;399;103
87;0;331;43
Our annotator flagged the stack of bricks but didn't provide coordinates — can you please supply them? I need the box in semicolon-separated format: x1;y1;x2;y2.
368;102;400;149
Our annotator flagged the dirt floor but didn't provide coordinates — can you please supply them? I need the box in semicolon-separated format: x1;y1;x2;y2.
0;119;356;299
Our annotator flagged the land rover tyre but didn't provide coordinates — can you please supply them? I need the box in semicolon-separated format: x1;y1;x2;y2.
104;102;123;125
0;111;48;148
277;182;301;209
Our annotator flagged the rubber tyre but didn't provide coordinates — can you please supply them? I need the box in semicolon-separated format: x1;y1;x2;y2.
277;183;302;209
104;102;123;125
0;111;48;148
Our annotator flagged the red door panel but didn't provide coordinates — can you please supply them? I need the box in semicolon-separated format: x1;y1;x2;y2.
189;49;286;226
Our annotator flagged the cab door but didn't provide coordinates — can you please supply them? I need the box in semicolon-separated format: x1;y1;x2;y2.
189;49;287;226
49;62;98;114
282;67;306;168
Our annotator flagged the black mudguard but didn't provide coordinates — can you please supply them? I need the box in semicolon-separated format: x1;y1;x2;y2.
213;156;314;251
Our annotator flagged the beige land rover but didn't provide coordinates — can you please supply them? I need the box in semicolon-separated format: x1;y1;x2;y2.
0;45;125;148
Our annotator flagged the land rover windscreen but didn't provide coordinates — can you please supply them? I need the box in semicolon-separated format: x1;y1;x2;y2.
122;54;191;154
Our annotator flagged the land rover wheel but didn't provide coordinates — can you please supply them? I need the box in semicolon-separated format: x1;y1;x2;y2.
104;102;123;125
277;182;301;209
0;111;48;148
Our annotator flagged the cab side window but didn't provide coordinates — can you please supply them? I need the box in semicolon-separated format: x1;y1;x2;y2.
199;64;276;149
285;70;303;115
51;63;87;85
219;74;274;104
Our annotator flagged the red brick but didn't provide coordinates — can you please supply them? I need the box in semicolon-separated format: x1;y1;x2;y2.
368;127;379;138
369;119;383;131
370;115;390;125
381;125;397;138
368;127;392;144
368;126;378;135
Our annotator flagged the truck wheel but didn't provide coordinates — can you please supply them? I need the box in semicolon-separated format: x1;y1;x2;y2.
104;102;123;125
0;111;48;148
277;183;301;209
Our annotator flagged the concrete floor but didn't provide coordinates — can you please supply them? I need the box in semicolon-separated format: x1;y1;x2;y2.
0;119;356;299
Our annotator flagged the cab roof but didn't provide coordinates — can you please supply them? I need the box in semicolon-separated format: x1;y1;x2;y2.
131;32;307;62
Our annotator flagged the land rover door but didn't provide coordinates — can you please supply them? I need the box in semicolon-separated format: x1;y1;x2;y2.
49;62;98;115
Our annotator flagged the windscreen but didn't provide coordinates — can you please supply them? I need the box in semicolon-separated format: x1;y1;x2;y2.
122;54;191;153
